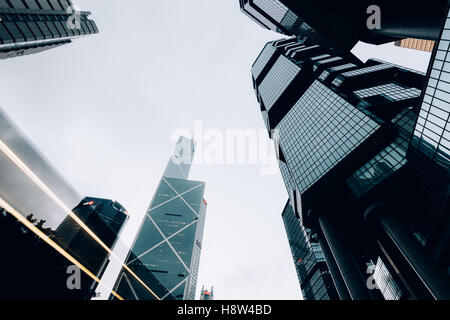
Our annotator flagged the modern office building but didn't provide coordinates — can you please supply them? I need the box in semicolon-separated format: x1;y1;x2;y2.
239;0;337;50
0;108;129;299
0;0;98;59
244;1;450;300
282;200;338;300
200;286;214;300
395;39;435;52
55;197;129;298
112;137;207;300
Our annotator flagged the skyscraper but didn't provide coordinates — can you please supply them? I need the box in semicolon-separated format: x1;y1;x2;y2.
0;0;98;59
55;197;129;298
0;108;127;299
243;0;450;300
200;286;214;300
252;35;424;300
239;0;336;50
112;137;207;300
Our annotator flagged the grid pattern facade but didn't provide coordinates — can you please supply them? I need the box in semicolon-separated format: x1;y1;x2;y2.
253;0;288;23
258;55;300;110
282;201;335;300
355;83;422;102
347;108;416;197
277;81;380;193
313;56;342;72
319;63;356;81
251;42;277;79
373;257;403;300
332;63;393;87
186;200;207;300
0;0;98;58
118;178;206;300
301;268;333;300
279;7;302;32
411;13;450;170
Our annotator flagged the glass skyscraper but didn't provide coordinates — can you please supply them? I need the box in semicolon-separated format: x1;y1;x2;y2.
240;0;303;36
243;0;450;299
0;0;98;59
112;137;207;300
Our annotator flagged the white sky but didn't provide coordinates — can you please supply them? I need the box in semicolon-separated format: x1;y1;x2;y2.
0;1;431;300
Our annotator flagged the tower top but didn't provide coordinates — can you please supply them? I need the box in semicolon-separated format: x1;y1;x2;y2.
163;136;196;179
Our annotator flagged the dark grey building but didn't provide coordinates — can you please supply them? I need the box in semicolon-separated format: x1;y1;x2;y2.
245;1;450;300
240;0;336;50
240;0;304;36
112;137;207;300
0;0;98;59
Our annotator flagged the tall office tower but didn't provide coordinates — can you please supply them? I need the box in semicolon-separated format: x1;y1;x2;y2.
55;197;129;299
0;108;128;299
282;200;338;300
240;0;307;36
249;34;450;300
0;0;98;59
112;137;207;300
395;39;435;52
200;286;214;300
241;0;449;50
244;0;450;299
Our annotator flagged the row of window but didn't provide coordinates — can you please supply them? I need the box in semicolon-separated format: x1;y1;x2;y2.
259;54;301;110
355;83;421;102
0;13;96;45
282;202;327;286
278;81;379;193
412;15;450;170
0;0;71;11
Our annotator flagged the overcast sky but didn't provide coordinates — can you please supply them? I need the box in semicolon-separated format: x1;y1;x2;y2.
0;1;431;300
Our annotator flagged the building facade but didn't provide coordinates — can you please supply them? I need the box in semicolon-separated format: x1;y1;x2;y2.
112;137;207;300
282;200;338;300
244;0;450;300
0;0;98;59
